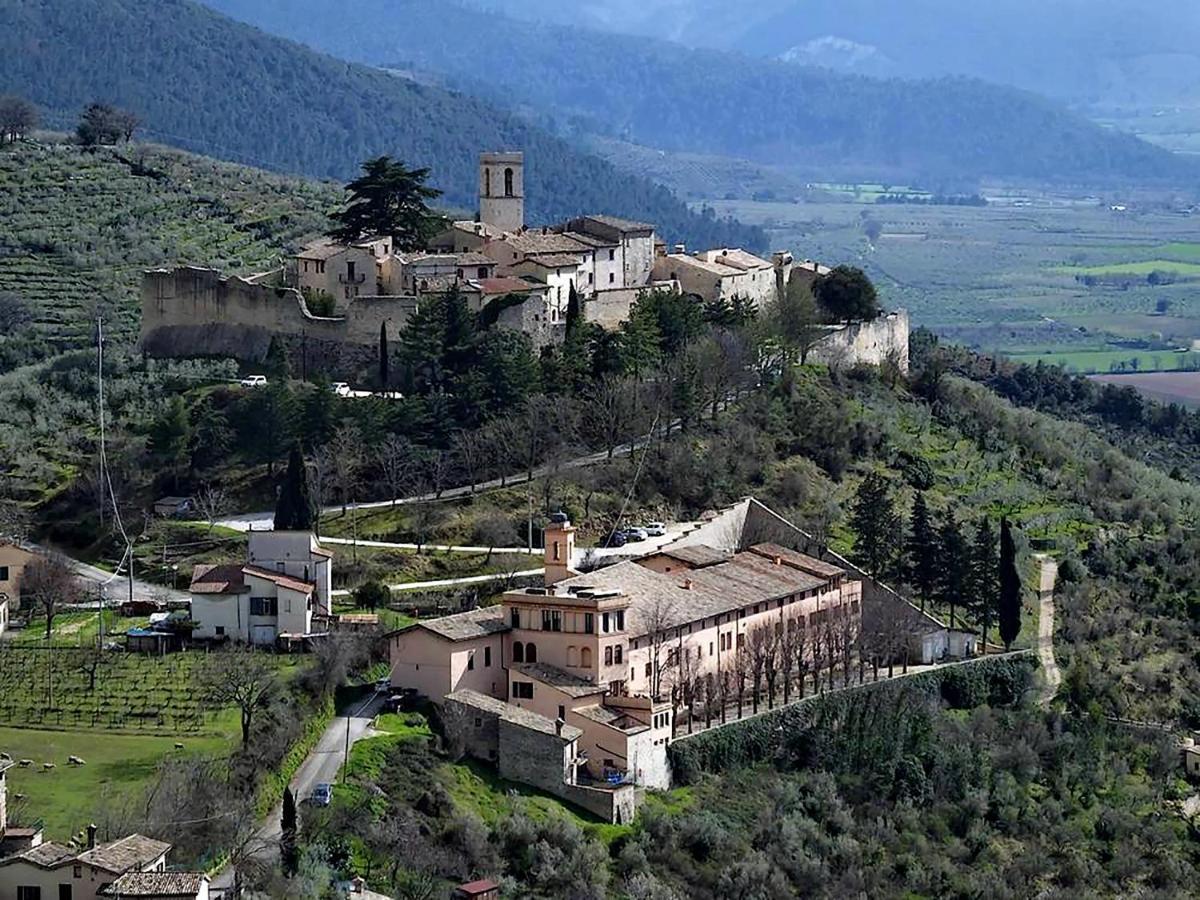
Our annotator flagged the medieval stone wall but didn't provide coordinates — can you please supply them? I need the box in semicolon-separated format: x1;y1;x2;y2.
810;309;911;373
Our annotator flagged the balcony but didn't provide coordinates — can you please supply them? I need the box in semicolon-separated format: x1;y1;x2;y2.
339;272;366;285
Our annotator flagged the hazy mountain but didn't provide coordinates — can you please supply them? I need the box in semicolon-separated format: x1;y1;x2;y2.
0;0;763;249
202;0;1192;188
485;0;1200;109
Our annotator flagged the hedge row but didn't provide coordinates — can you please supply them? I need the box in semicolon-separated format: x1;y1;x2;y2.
668;653;1036;785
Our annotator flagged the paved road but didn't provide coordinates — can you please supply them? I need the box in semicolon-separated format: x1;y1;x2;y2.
210;691;384;895
27;541;189;604
330;568;546;598
1034;554;1061;706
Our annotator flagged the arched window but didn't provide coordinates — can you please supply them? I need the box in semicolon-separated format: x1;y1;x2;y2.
512;641;524;663
581;647;592;668
504;167;514;197
614;646;623;664
604;646;613;666
526;642;538;663
484;168;491;197
567;646;578;667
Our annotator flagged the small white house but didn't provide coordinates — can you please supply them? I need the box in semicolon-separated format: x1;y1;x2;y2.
189;565;316;646
247;530;333;615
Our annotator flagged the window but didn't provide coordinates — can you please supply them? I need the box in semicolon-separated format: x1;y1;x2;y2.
552;540;561;562
589;273;594;284
558;705;565;720
456;268;464;280
17;887;41;900
0;565;9;580
614;646;623;664
250;597;278;617
645;662;651;677
484;646;492;667
59;885;71;900
609;249;616;261
581;647;592;667
542;609;551;630
474;717;483;728
511;608;520;629
604;646;613;665
346;261;357;281
504;167;515;197
608;273;615;284
513;681;533;700
584;613;594;634
73;867;81;879
512;641;524;663
526;643;538;663
666;648;678;667
478;266;489;279
485;168;492;196
709;642;714;657
567;645;578;667
602;613;610;633
215;626;225;637
541;610;562;632
467;652;475;671
616;611;625;631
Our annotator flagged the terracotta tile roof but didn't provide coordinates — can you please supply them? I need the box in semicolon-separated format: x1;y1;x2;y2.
446;689;583;741
98;872;207;897
76;834;171;873
580;214;655;234
663;253;742;277
701;248;773;271
748;543;844;578
189;564;248;595
511;662;607;698
0;841;76;868
501;232;589;256
655;545;731;568
456;252;496;266
415;606;509;642
518;253;583;268
242;566;315;594
294;239;347;261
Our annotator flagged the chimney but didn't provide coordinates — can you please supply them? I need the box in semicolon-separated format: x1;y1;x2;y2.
681;578;694;591
555;717;564;736
87;824;97;850
774;556;783;566
674;243;686;255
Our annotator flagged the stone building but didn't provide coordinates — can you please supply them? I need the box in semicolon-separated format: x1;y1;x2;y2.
288;236;397;308
388;500;864;804
653;246;783;309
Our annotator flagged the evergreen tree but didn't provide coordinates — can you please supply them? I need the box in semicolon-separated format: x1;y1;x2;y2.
850;473;899;578
379;321;390;392
969;518;1000;647
998;518;1022;650
934;509;968;629
149;395;192;489
275;444;314;532
904;492;937;613
328;156;442;249
814;265;881;322
565;283;583;334
281;787;299;877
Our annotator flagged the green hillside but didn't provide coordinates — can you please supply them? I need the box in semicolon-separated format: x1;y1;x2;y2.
205;0;1194;188
0;140;336;364
0;0;762;251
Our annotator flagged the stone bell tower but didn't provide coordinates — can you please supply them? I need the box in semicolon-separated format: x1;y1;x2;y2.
479;151;525;233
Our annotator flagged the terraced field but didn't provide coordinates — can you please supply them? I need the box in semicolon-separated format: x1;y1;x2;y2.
0;139;338;350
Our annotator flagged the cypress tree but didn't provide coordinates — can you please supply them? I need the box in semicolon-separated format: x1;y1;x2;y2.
379;321;389;391
998;518;1022;649
850;473;899;578
281;787;299;877
566;282;582;334
970;518;1000;648
274;444;314;532
934;509;968;629
905;492;937;612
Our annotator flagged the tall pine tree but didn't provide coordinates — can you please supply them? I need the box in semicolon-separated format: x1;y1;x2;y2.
274;445;314;532
328;156;441;249
850;473;899;578
998;518;1022;650
969;518;1000;648
905;492;937;613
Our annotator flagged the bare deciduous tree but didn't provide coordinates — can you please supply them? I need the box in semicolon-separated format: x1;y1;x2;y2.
20;552;80;639
202;647;279;749
194;483;229;534
329;424;365;515
376;434;417;505
583;375;639;459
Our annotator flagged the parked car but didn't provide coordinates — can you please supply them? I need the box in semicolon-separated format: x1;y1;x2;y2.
239;375;267;388
331;382;352;397
642;522;667;537
602;531;628;549
375;677;391;693
620;527;648;542
309;783;333;807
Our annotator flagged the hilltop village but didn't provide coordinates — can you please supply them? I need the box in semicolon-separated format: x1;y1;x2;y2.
140;152;909;376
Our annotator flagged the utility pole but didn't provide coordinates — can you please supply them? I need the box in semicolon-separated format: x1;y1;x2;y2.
97;317;105;531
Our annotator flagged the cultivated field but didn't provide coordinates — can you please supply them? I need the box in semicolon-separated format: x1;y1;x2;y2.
703;197;1200;360
1089;371;1200;408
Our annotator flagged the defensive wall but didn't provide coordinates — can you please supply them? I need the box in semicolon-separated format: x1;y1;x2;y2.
810;309;911;373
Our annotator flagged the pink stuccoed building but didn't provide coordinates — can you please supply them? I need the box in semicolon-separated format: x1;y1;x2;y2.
388;501;864;793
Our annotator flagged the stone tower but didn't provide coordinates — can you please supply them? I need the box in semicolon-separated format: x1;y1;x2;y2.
479;151;525;233
544;511;577;586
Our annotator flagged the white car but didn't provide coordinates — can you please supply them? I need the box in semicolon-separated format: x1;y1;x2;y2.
239;375;267;388
330;382;352;397
621;527;649;542
642;522;667;537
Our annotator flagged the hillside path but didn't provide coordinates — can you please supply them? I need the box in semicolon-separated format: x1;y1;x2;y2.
1034;554;1061;706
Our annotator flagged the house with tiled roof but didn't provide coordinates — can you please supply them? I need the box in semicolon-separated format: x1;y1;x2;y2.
387;500;863;806
0;822;206;900
188;530;333;647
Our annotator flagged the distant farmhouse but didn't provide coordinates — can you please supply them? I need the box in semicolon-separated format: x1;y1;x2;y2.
386;498;970;822
141;151;909;375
